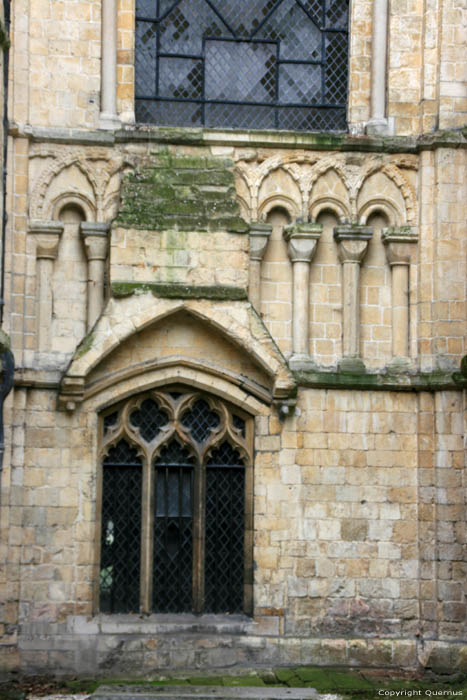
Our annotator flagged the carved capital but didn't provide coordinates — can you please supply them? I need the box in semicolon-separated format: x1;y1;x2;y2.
28;220;64;260
334;225;372;264
80;222;110;261
249;222;272;262
283;222;322;263
382;227;418;266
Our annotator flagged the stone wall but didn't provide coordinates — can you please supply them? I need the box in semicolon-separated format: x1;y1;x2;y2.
0;0;466;679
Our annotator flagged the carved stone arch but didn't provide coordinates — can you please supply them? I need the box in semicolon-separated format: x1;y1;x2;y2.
358;198;400;227
356;161;417;225
52;192;96;222
381;163;417;224
101;159;137;222
307;160;350;219
236;194;250;222
258;194;298;222
309;197;349;223
86;364;269;419
59;297;296;411
30;151;99;219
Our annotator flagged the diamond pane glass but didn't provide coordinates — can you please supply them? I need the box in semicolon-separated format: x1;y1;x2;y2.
103;411;119;434
205;442;245;613
159;57;203;99
325;0;348;28
206;103;275;129
130;398;169;443
232;415;246;438
209;0;279;38
325;32;348;103
153;440;195;612
135;21;157;97
279;63;321;104
205;40;276;103
159;0;231;54
135;0;349;131
181;399;220;443
255;0;321;61
100;441;142;614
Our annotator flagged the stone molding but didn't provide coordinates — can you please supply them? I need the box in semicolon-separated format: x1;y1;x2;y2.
28;220;64;259
283;222;322;263
80;222;110;261
382;227;419;265
249;222;272;261
334;225;373;264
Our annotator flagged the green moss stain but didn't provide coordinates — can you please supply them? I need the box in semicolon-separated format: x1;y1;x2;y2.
294;368;460;392
111;281;248;301
116;151;248;233
75;332;95;359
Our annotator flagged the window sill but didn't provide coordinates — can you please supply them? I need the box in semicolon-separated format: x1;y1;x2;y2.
69;613;253;636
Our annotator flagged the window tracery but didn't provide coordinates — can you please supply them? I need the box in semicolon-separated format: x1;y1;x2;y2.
99;387;253;615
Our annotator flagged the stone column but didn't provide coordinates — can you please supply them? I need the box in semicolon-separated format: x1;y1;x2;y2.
28;221;64;351
100;0;120;128
248;222;272;310
366;0;393;135
334;225;372;371
283;222;322;360
382;227;418;367
80;222;110;329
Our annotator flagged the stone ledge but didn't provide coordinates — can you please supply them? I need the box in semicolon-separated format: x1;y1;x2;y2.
12;125;467;153
111;282;249;301
293;368;463;392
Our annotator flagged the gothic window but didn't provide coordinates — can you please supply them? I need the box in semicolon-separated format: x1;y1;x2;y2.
99;387;253;615
135;0;349;131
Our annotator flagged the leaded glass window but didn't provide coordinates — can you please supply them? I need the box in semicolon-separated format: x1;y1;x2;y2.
135;0;349;131
99;387;253;615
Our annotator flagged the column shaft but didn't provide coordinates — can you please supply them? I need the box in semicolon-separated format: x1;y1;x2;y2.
100;0;118;125
391;264;409;358
249;259;262;310
370;0;388;121
292;261;310;356
341;261;361;358
37;258;54;351
87;259;106;329
248;223;272;311
283;222;321;362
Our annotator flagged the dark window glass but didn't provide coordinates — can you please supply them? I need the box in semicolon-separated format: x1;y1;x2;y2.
135;0;349;131
100;440;142;613
100;390;250;615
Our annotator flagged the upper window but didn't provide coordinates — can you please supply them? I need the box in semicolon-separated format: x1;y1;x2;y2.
135;0;349;131
99;387;253;616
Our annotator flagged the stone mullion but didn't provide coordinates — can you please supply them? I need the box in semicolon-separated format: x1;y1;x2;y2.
140;447;154;614
283;223;322;361
334;225;372;370
192;452;205;615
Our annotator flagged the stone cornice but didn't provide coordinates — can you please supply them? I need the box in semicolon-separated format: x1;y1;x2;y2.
10;124;467;153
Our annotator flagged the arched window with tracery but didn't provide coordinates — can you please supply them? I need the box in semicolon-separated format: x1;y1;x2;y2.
135;0;349;131
98;387;253;615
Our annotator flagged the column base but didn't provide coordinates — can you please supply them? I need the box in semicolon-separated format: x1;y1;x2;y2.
365;117;394;136
386;356;412;373
338;356;366;373
99;112;121;130
288;354;318;371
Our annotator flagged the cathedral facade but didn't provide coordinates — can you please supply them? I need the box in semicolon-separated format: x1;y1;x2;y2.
0;0;466;676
